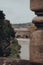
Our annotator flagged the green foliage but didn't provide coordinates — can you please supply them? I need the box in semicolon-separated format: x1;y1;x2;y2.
9;38;21;58
0;11;21;58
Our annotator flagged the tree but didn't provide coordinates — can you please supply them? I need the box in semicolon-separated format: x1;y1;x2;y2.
0;11;21;58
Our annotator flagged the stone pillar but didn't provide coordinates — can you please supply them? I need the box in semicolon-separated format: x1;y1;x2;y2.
30;0;43;64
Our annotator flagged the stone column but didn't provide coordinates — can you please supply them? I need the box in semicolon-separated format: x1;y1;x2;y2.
30;0;43;64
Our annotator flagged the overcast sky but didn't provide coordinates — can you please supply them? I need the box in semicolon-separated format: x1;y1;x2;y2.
0;0;36;24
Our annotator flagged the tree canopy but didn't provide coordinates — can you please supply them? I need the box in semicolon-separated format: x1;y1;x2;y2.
0;11;21;58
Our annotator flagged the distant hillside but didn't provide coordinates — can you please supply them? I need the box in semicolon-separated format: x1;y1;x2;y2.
12;22;32;28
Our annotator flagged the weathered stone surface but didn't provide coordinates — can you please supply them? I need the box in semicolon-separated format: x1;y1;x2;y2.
30;0;43;11
0;57;31;65
30;0;43;64
30;30;43;63
32;17;43;23
32;17;43;28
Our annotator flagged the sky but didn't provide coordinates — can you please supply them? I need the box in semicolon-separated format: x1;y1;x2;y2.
0;0;36;24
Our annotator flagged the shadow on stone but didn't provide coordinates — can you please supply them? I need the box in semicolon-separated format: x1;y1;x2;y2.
31;62;43;65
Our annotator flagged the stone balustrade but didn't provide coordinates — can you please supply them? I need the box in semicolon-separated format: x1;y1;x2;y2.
30;0;43;64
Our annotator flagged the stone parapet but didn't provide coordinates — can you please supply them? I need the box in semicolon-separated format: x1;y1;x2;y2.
0;57;30;65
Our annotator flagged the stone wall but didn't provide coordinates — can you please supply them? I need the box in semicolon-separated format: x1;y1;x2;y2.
0;57;30;65
0;57;43;65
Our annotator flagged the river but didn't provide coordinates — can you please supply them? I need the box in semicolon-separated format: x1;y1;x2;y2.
17;38;30;60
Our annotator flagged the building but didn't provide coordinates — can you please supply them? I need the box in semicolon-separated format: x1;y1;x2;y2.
12;24;31;38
